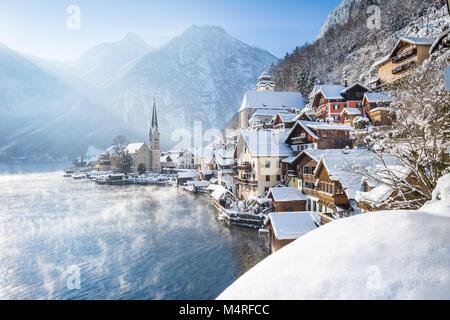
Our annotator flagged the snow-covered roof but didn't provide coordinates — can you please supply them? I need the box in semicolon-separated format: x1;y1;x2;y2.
340;83;369;94
341;108;361;116
218;209;450;299
252;109;290;117
369;107;392;113
267;212;318;240
371;54;390;69
105;145;118;156
240;130;293;157
386;36;436;59
177;171;200;179
239;90;305;112
400;36;435;46
211;185;233;201
317;151;402;199
268;187;307;202
317;85;346;99
276;113;298;123
308;84;321;100
281;155;297;164
287;120;353;142
194;180;209;187
429;29;450;54
355;165;411;205
364;92;392;103
125;143;147;154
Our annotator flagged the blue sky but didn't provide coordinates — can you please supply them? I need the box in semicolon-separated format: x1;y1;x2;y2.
0;0;341;60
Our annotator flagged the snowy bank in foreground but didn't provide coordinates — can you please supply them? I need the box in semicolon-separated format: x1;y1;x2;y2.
218;210;450;300
420;174;450;218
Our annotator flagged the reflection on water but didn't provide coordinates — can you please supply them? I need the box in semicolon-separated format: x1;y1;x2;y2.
0;168;269;299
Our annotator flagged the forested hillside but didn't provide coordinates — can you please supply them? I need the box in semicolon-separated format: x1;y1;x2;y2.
271;0;448;92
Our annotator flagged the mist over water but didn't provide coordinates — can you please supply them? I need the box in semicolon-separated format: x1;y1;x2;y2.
0;167;269;299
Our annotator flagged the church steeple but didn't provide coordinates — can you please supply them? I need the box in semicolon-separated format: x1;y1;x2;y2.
151;98;158;129
148;98;161;173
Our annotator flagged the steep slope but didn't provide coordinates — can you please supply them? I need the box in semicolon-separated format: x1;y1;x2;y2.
0;43;139;161
272;0;447;90
316;0;363;40
107;25;279;149
73;33;152;88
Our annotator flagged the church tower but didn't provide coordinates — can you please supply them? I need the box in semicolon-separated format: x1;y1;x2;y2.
255;70;275;91
149;98;161;172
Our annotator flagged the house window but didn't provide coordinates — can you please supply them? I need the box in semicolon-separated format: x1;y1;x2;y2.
276;175;281;181
334;115;341;121
266;175;270;182
265;161;270;168
333;105;340;110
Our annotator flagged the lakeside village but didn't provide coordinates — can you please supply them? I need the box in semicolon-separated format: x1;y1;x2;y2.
66;32;449;253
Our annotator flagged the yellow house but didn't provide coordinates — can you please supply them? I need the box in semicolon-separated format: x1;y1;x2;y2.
374;36;435;85
234;130;293;199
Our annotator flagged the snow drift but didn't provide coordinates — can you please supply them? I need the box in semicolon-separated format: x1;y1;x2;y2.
218;210;450;300
218;174;450;300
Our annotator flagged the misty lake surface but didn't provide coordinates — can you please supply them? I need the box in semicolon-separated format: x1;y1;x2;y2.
0;164;269;299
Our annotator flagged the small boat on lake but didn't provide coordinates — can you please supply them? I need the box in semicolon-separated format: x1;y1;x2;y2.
95;174;131;186
72;173;87;180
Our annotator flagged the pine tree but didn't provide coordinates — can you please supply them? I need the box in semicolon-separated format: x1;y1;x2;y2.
296;70;318;99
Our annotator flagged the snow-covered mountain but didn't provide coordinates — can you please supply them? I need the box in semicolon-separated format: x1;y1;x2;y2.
106;25;279;149
73;33;152;88
317;0;363;39
0;43;139;161
0;25;278;160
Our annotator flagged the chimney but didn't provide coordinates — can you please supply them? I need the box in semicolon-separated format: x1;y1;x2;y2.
343;77;348;87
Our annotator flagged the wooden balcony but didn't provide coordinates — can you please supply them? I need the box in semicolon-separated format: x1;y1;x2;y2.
392;47;416;63
302;187;319;198
235;177;258;186
392;60;416;74
235;164;252;172
318;191;348;206
302;173;315;183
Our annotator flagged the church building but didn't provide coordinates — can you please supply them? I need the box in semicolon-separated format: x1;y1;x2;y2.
237;71;305;129
149;98;161;172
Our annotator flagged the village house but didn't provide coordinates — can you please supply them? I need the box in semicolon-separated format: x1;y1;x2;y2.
125;143;151;174
267;187;307;212
355;165;414;212
234;130;293;199
340;108;364;126
285;120;354;152
198;147;215;180
248;109;295;130
214;147;235;192
237;72;305;129
311;83;369;123
265;212;318;252
373;36;435;86
170;149;197;169
105;145;119;168
272;110;313;131
160;153;177;173
362;92;393;126
176;171;201;187
281;149;345;216
95;154;111;172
